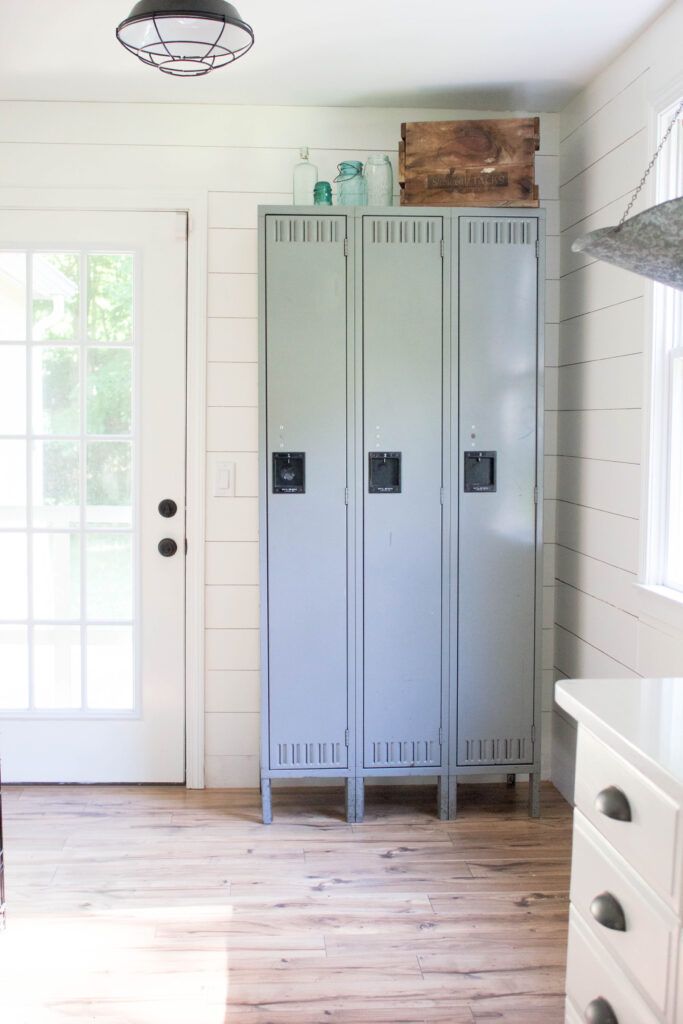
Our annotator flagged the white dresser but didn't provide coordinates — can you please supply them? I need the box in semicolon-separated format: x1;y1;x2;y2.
555;678;683;1024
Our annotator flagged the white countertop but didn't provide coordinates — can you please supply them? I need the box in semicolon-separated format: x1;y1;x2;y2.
555;677;683;791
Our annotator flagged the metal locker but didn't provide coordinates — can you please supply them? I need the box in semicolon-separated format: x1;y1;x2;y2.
260;214;352;819
455;215;539;774
360;215;445;776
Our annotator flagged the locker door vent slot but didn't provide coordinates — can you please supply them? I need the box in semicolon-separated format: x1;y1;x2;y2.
368;218;441;245
276;742;343;768
464;219;534;246
370;739;439;767
271;217;343;244
368;451;401;493
461;736;530;765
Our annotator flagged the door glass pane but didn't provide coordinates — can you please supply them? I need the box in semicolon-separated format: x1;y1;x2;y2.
87;254;134;344
86;441;132;526
86;348;132;435
0;347;26;433
0;440;27;527
0;252;27;341
86;534;132;620
0;245;142;717
86;626;133;709
33;625;81;709
33;533;81;620
0;626;29;708
32;347;80;435
32;253;79;341
33;440;80;528
0;534;28;619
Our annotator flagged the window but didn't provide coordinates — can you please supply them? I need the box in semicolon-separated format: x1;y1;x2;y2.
647;97;683;593
0;248;136;712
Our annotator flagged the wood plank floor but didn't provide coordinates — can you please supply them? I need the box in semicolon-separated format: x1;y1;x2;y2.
0;781;572;1024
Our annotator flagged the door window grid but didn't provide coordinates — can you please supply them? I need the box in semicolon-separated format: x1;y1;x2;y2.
0;248;137;713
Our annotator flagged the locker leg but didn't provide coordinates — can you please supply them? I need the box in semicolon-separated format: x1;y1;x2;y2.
447;776;457;820
528;771;541;819
355;777;365;823
261;777;272;825
345;778;357;823
437;776;449;820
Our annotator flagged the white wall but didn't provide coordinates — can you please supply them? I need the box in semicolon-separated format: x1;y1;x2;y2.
552;0;683;801
0;100;559;786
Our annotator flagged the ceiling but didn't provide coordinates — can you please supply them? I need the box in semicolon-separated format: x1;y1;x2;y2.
0;0;674;111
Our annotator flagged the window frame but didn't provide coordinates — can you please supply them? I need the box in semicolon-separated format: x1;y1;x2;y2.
639;92;683;620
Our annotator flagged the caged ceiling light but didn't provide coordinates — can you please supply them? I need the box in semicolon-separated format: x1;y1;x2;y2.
572;98;683;290
116;0;254;77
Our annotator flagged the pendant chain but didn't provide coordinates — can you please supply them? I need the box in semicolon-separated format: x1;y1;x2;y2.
618;98;683;229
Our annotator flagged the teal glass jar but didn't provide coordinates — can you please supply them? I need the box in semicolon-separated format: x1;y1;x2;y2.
313;181;332;205
334;161;367;205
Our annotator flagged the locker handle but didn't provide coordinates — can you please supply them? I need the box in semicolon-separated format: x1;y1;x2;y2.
368;452;401;493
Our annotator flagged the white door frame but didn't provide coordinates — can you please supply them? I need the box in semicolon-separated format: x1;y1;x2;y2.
0;187;207;787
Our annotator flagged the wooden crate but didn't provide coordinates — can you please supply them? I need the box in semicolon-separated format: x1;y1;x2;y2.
399;117;540;207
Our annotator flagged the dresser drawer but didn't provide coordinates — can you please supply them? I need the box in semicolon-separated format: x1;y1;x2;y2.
575;727;680;905
565;998;583;1024
571;814;678;1015
566;907;660;1024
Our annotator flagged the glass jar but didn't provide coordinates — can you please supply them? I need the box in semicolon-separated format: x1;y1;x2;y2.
334;161;367;206
365;154;393;206
313;181;332;205
293;147;317;205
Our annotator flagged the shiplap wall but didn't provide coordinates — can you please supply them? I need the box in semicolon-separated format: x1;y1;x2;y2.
0;100;559;787
552;0;683;801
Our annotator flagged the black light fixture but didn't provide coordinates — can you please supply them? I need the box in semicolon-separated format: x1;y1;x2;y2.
116;0;254;77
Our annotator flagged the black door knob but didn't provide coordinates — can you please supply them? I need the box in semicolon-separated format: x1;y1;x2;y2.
158;499;178;518
158;538;178;557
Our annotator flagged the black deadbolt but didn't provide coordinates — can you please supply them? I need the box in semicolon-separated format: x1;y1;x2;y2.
158;498;178;518
158;538;178;557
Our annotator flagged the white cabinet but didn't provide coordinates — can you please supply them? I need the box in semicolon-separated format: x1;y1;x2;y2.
555;678;683;1024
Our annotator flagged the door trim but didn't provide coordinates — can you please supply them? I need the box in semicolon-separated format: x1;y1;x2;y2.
0;187;207;787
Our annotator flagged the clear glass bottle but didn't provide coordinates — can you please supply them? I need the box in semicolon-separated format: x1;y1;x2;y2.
334;161;367;205
293;147;318;205
365;154;393;206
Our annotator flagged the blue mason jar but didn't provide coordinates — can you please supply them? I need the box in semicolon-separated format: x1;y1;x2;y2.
334;161;367;205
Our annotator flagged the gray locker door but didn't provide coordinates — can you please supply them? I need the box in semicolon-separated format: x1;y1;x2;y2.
264;214;349;771
362;215;444;770
456;216;538;766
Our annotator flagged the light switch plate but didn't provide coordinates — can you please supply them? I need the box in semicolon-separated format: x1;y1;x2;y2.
214;460;236;497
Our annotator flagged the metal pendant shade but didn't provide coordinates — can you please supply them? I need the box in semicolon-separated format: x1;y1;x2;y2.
572;99;683;291
116;0;254;76
572;197;683;290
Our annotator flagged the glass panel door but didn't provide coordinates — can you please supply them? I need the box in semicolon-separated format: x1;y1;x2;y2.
0;209;186;784
0;250;136;714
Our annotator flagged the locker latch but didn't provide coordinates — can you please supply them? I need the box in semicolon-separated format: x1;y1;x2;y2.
463;451;496;492
368;452;401;493
273;452;305;493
